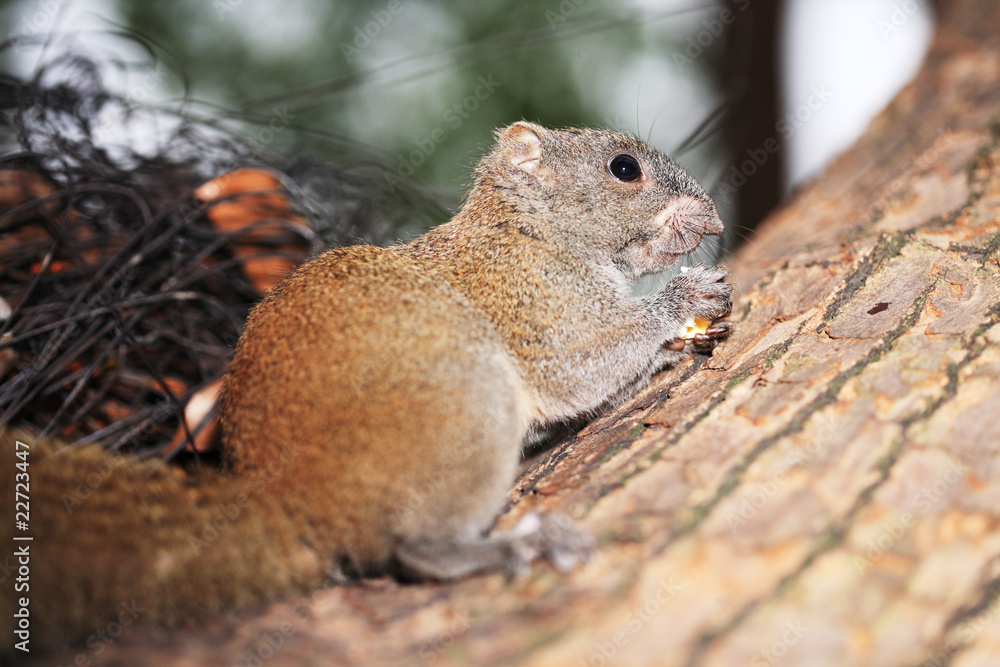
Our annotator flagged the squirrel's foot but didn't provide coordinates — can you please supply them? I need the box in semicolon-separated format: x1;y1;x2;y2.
504;512;596;577
393;512;595;582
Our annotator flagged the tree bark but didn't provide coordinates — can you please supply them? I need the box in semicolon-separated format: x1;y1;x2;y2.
44;0;1000;664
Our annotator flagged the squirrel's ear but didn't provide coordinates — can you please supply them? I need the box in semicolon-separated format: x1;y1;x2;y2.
497;122;544;177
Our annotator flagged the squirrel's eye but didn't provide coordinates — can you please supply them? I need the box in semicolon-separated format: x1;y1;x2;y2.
608;154;642;183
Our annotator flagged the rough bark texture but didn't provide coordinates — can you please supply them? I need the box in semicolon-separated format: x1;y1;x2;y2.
43;0;1000;664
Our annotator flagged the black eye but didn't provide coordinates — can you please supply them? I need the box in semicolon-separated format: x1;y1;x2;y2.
608;154;642;183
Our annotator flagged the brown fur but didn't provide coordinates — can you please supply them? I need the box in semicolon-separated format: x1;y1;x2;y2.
0;122;732;655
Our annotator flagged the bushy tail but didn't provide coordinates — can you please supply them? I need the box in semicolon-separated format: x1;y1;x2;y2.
0;428;325;656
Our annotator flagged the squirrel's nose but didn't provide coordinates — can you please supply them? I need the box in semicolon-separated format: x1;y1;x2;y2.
703;210;725;236
652;195;724;237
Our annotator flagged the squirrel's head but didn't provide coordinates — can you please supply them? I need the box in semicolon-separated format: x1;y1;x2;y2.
476;121;724;281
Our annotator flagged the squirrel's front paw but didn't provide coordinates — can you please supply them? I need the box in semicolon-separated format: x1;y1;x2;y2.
663;265;734;352
690;319;734;353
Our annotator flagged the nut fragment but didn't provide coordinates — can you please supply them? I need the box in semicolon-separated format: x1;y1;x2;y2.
678;317;711;340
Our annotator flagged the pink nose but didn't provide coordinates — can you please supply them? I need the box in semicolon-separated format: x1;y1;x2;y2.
652;195;725;238
704;209;725;235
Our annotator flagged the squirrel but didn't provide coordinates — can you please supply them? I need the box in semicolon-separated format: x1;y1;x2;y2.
1;121;733;654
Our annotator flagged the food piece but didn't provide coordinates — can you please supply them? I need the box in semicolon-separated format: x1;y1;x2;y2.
678;316;712;340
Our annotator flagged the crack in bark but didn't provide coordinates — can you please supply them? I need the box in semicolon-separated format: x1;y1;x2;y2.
678;287;937;666
560;232;922;521
514;350;733;515
976;231;1000;269
681;286;1000;666
966;126;1000;206
901;308;1000;667
522;352;713;486
920;576;1000;667
947;230;1000;265
511;228;996;664
817;232;912;333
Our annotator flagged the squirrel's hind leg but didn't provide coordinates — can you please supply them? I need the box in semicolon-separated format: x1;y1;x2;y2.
392;512;595;581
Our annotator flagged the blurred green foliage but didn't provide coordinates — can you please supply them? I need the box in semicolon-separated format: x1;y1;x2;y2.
119;1;716;193
2;0;726;230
